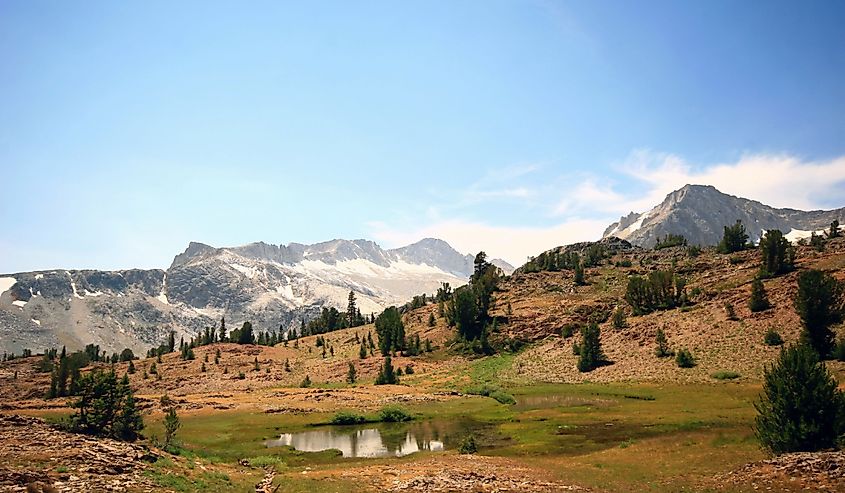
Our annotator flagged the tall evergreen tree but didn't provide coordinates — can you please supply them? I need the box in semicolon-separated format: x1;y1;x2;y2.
759;229;794;277
375;307;405;355
237;321;255;345
577;323;605;372
218;317;227;342
347;290;359;328
795;269;845;358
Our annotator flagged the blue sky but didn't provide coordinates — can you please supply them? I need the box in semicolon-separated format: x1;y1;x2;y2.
2;0;844;271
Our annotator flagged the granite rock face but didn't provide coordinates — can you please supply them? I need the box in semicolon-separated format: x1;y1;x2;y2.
603;184;845;248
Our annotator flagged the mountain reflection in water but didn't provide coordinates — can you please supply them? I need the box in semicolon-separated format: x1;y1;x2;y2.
266;427;445;458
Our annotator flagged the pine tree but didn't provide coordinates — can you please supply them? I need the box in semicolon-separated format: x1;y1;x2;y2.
284;358;290;372
795;269;845;358
577;323;605;372
718;220;750;254
161;394;181;450
749;278;771;312
574;262;585;285
359;343;367;359
167;331;176;353
759;229;793;277
114;374;144;441
428;313;436;327
346;362;357;384
127;360;136;374
825;219;841;239
655;327;672;357
755;344;845;453
347;290;359;328
238;322;255;344
253;357;260;371
375;355;398;385
675;348;695;368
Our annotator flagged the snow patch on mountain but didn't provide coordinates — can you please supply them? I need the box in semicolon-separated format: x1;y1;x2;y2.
0;277;16;295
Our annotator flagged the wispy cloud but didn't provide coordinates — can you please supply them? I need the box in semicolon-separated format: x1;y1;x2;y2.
369;151;845;266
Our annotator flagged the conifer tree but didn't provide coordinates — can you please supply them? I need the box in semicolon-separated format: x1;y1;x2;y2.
161;394;180;451
759;229;794;277
218;317;227;342
375;355;398;385
749;278;771;312
825;219;841;239
655;327;672;357
795;269;845;358
755;344;844;453
346;362;357;384
577;323;605;372
718;220;750;254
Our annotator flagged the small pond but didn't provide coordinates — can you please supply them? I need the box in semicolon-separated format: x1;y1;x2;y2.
266;418;488;458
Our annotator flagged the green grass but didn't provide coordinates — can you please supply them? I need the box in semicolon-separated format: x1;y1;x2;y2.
711;370;742;380
139;380;764;493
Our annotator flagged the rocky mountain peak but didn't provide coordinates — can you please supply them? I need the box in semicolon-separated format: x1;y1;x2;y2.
603;184;845;247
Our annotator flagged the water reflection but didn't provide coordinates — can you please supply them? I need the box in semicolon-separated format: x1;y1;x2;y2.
266;423;451;458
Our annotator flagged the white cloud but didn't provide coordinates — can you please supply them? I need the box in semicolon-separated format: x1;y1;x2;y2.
563;150;845;214
371;218;609;267
370;151;845;267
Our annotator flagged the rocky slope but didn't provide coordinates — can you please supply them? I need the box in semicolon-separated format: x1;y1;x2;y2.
0;238;513;356
603;184;845;248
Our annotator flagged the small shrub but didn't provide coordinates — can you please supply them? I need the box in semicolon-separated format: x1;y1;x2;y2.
561;323;579;338
466;385;516;405
458;434;478;454
489;390;516;405
748;278;771;312
236;372;245;380
687;245;702;257
300;375;312;388
764;328;784;346
615;259;633;268
675;348;696;368
331;411;366;425
379;406;412;422
611;307;627;329
724;302;739;321
405;365;414;375
729;256;743;265
655;328;672;358
711;370;741;380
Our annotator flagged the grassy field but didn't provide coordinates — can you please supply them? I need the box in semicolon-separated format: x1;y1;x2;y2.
139;374;764;492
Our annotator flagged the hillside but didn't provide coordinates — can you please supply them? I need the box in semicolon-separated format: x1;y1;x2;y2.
2;235;845;492
603;184;845;248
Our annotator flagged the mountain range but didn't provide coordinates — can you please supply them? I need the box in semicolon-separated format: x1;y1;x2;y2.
603;184;844;247
0;238;513;355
